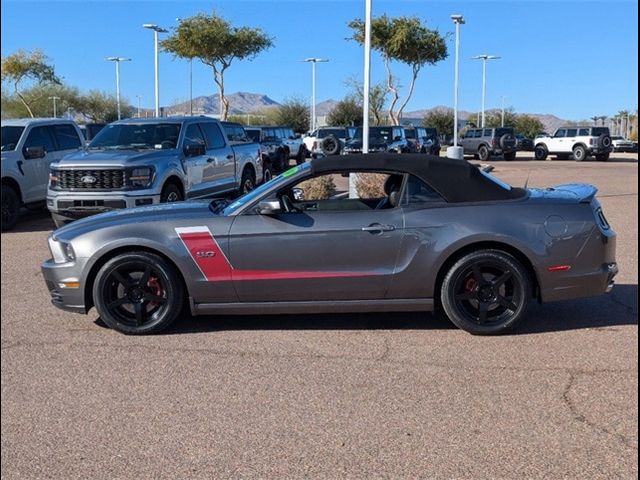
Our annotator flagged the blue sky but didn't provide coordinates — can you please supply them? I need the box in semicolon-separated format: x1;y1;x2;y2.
1;0;638;119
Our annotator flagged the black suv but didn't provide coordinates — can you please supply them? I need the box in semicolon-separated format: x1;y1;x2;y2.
245;126;306;173
342;126;409;154
404;126;441;155
459;127;518;161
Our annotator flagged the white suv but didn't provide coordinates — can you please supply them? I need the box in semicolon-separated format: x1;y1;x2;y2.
534;126;612;161
1;118;84;230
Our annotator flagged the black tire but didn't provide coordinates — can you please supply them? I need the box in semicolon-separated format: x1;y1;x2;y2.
296;145;307;165
440;249;531;335
93;251;184;335
573;145;588;162
160;183;183;203
239;167;256;195
262;162;275;183
276;149;288;172
320;135;340;156
598;134;612;150
596;153;610;162
499;134;516;151
478;145;490;162
1;186;20;232
503;152;516;161
534;145;548;161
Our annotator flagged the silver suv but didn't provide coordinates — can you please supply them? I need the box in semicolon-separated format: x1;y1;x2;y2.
1;118;84;231
459;127;518;161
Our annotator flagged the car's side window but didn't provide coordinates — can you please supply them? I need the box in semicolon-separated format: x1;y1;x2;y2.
51;124;82;150
402;175;445;205
183;124;206;148
200;123;226;149
484;129;492;136
23;126;56;155
566;129;577;138
474;130;483;138
554;129;567;138
579;128;590;136
285;171;402;212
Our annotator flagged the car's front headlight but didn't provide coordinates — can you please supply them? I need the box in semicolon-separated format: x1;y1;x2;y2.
128;167;154;188
48;236;76;264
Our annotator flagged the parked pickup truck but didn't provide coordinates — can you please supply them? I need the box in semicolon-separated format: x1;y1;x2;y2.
47;117;262;227
2;118;85;231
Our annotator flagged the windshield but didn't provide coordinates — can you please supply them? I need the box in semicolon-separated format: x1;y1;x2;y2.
1;126;25;151
88;123;181;150
353;127;395;143
219;162;311;215
404;129;416;139
245;129;260;143
480;169;512;191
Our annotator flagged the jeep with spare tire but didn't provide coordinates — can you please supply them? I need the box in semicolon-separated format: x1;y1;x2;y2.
533;126;612;162
459;127;518;161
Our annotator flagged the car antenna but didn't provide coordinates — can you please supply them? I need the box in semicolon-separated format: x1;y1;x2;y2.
524;170;532;189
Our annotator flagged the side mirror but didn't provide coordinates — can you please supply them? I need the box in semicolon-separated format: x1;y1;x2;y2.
23;146;46;159
184;143;206;157
255;200;280;215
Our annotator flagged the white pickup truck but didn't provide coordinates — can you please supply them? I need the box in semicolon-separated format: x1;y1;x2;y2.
47;117;262;227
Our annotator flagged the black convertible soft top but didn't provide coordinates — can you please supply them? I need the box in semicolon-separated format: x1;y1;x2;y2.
310;153;526;203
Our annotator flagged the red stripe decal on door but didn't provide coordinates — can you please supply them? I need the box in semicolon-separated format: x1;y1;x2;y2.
176;226;381;282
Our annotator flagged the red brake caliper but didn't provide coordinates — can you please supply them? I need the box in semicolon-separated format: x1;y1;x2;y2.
147;277;164;308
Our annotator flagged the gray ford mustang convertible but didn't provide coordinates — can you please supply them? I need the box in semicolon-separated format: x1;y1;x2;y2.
42;154;617;335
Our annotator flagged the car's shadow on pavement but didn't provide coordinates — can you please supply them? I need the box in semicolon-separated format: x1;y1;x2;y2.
5;209;55;233
138;284;637;336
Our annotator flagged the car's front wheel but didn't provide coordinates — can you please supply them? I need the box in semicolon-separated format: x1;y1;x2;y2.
1;186;20;232
534;145;548;161
93;251;184;334
239;167;256;195
440;250;531;335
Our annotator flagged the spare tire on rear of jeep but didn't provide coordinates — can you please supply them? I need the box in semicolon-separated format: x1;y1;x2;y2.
499;134;516;151
320;135;340;156
598;134;612;149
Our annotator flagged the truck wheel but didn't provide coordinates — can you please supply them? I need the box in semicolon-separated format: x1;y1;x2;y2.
240;168;256;195
573;145;588;162
296;145;307;165
160;183;183;203
534;145;548;161
478;145;490;161
262;163;275;183
1;186;20;232
320;135;340;156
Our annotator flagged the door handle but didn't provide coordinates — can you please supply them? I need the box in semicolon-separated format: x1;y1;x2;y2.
207;157;215;163
362;223;395;233
226;154;233;160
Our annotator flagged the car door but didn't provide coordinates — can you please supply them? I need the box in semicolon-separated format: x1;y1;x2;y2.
181;123;209;198
20;125;59;202
549;129;566;152
227;175;405;302
281;128;298;157
200;122;235;193
565;128;578;151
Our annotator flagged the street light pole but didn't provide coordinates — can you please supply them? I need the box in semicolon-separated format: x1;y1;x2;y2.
362;0;372;155
107;57;131;120
136;95;142;117
472;54;500;128
143;24;167;117
48;96;60;118
501;95;508;127
449;15;465;159
189;58;193;116
302;58;329;132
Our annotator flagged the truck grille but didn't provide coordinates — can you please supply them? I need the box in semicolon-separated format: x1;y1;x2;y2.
55;169;126;190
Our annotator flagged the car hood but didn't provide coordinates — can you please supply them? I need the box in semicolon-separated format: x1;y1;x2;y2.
53;200;214;241
54;148;178;168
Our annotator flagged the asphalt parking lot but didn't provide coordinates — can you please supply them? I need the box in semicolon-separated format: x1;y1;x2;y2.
1;153;638;478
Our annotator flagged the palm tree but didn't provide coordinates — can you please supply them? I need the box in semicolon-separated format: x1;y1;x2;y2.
599;115;608;126
591;116;599;125
618;110;629;137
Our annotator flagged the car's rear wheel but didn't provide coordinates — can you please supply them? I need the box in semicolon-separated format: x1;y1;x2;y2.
276;149;288;172
296;145;307;165
573;145;588;162
596;153;610;162
1;186;20;232
440;250;531;335
478;145;490;161
262;162;275;183
534;145;548;161
321;135;341;156
93;251;184;335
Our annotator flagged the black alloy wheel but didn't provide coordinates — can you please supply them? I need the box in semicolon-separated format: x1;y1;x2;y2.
93;252;184;334
441;250;531;335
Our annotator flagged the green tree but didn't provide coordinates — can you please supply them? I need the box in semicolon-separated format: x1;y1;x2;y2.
514;115;545;139
1;49;60;117
326;96;362;127
422;107;454;139
346;78;388;125
75;90;126;123
348;15;448;124
275;97;309;133
162;12;273;120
